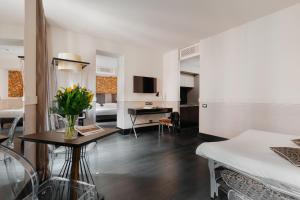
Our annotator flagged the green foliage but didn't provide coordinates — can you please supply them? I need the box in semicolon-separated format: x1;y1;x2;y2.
54;85;94;116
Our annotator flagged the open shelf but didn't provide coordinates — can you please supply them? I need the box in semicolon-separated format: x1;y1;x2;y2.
52;57;90;69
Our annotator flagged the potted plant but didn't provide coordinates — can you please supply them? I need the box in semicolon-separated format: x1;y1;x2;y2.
54;85;93;139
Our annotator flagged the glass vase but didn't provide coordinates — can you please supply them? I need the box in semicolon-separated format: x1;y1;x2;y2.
64;115;78;139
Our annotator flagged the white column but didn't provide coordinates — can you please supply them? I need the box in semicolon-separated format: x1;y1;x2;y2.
162;49;180;112
24;0;37;164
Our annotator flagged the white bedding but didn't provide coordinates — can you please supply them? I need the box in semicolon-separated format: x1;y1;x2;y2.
0;108;24;118
96;103;117;116
196;129;300;191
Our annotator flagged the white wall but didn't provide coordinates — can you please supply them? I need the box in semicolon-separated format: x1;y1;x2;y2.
163;49;180;112
0;69;8;99
163;50;180;101
0;51;23;99
96;54;118;76
0;23;24;100
199;4;300;138
0;24;24;40
48;26;99;124
48;25;164;129
0;54;21;70
48;26;96;91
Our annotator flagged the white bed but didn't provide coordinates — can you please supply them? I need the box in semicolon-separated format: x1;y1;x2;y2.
0;108;24;118
196;129;300;198
96;103;117;116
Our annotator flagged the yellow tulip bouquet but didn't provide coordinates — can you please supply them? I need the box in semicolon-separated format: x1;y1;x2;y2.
55;85;94;139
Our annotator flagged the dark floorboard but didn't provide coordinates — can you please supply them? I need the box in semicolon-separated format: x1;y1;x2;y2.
0;126;225;200
91;127;213;200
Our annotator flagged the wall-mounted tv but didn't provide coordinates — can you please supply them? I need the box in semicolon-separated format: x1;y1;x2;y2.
133;76;157;93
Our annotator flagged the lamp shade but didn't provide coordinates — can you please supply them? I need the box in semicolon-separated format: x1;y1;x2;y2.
57;53;82;71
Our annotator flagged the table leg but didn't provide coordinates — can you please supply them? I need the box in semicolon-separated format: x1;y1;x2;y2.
129;115;138;138
70;147;81;180
70;147;81;200
70;146;104;200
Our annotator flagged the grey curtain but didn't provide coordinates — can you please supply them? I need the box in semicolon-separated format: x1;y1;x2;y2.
36;0;49;181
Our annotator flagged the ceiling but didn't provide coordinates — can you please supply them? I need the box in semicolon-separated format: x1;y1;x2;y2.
1;0;300;50
0;0;24;25
42;0;300;50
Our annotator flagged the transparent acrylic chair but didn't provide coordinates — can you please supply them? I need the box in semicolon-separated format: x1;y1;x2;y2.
0;144;97;200
0;144;39;199
0;115;23;161
6;116;23;149
48;114;98;177
48;113;68;175
24;177;97;200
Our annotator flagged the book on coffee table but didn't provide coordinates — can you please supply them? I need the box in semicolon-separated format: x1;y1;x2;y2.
270;147;300;167
75;124;104;136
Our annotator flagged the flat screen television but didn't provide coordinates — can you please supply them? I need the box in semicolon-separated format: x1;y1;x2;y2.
133;76;157;93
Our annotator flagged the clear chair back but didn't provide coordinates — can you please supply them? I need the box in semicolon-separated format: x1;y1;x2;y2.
6;116;23;149
0;145;38;200
49;114;67;132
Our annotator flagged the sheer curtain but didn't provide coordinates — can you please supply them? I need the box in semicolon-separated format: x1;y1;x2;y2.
36;0;49;181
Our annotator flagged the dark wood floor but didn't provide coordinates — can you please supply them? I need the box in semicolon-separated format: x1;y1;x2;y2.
1;126;223;200
91;127;212;200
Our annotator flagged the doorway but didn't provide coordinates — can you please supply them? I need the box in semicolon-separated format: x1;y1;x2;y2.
179;56;200;129
95;50;120;128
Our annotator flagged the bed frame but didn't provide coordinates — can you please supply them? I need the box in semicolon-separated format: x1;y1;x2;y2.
208;159;300;199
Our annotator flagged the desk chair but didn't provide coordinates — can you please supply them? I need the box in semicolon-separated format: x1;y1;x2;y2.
158;112;180;134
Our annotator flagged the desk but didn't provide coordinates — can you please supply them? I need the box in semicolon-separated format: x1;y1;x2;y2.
19;128;119;199
128;107;173;138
